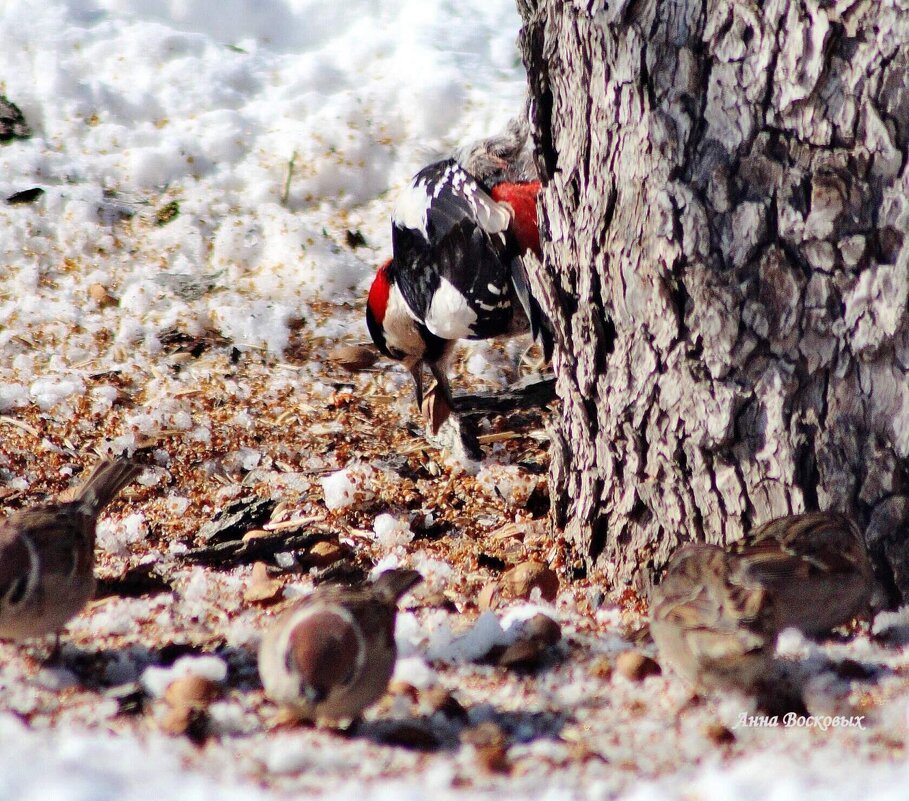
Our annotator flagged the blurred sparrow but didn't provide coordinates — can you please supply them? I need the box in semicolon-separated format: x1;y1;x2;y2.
730;511;873;635
0;456;141;641
650;544;777;691
258;568;422;725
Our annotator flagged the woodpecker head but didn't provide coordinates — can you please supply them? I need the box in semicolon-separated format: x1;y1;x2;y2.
366;258;454;416
366;258;398;361
366;258;436;365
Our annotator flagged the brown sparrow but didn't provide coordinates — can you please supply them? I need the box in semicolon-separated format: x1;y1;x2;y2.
649;544;777;691
0;456;141;641
258;568;422;725
730;511;873;635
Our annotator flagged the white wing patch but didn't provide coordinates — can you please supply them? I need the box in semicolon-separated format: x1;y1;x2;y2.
471;191;512;236
441;163;512;235
392;177;434;237
424;277;478;340
393;161;512;242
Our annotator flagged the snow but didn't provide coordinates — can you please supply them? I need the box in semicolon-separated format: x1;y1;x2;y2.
141;655;229;698
476;463;541;508
96;512;148;556
373;512;415;549
321;464;381;510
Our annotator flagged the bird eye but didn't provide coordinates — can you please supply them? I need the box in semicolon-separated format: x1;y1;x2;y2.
4;575;28;607
304;684;327;704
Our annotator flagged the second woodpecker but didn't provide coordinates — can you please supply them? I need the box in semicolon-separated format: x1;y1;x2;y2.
366;154;552;432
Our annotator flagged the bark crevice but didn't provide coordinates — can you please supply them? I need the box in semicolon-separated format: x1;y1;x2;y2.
519;0;909;600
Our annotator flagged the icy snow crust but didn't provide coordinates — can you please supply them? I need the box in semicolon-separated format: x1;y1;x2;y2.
0;1;906;799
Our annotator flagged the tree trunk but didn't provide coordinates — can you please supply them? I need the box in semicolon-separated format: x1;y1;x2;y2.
517;0;909;603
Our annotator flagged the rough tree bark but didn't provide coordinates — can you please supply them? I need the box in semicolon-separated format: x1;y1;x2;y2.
517;0;909;603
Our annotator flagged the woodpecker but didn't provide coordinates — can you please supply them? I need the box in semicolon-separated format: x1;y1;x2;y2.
366;158;552;431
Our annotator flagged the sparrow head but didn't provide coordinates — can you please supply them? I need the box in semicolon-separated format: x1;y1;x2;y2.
369;568;423;605
259;569;424;723
287;607;363;706
650;543;776;691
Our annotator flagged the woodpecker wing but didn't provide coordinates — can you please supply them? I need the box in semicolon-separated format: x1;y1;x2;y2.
390;159;516;342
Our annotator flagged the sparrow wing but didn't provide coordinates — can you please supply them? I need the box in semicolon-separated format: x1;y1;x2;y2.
0;522;37;610
733;512;869;584
654;544;773;637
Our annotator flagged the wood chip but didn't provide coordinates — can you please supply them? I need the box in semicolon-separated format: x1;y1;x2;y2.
475;743;511;774
521;613;562;646
590;656;613;679
94;564;173;600
489;522;528;541
241;528;271;542
476;431;522;444
478;581;501;611
463;722;510;774
615;650;662;681
164;675;221;709
328;343;379;371
303;540;348;567
184;529;328;566
420;687;467;720
370;720;441;751
500;561;560;602
88;282;116;306
387;680;420;701
199;496;277;545
160;704;209;744
704;721;736;745
0;415;40;438
263;515;325;532
243;562;284;605
497;638;546;670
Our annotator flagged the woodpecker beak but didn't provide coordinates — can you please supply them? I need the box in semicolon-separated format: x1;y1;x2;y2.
408;360;425;408
422;385;452;435
427;362;455;410
425;363;455;435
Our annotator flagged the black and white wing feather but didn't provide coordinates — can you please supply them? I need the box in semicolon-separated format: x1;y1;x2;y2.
390;159;516;342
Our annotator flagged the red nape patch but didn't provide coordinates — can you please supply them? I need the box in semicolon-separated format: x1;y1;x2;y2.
491;182;541;257
367;259;393;323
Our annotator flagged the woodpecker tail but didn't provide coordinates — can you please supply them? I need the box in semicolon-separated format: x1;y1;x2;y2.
510;256;554;362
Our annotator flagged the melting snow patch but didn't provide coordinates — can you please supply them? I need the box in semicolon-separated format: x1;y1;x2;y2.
373;513;414;549
321;463;380;510
141;655;228;699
